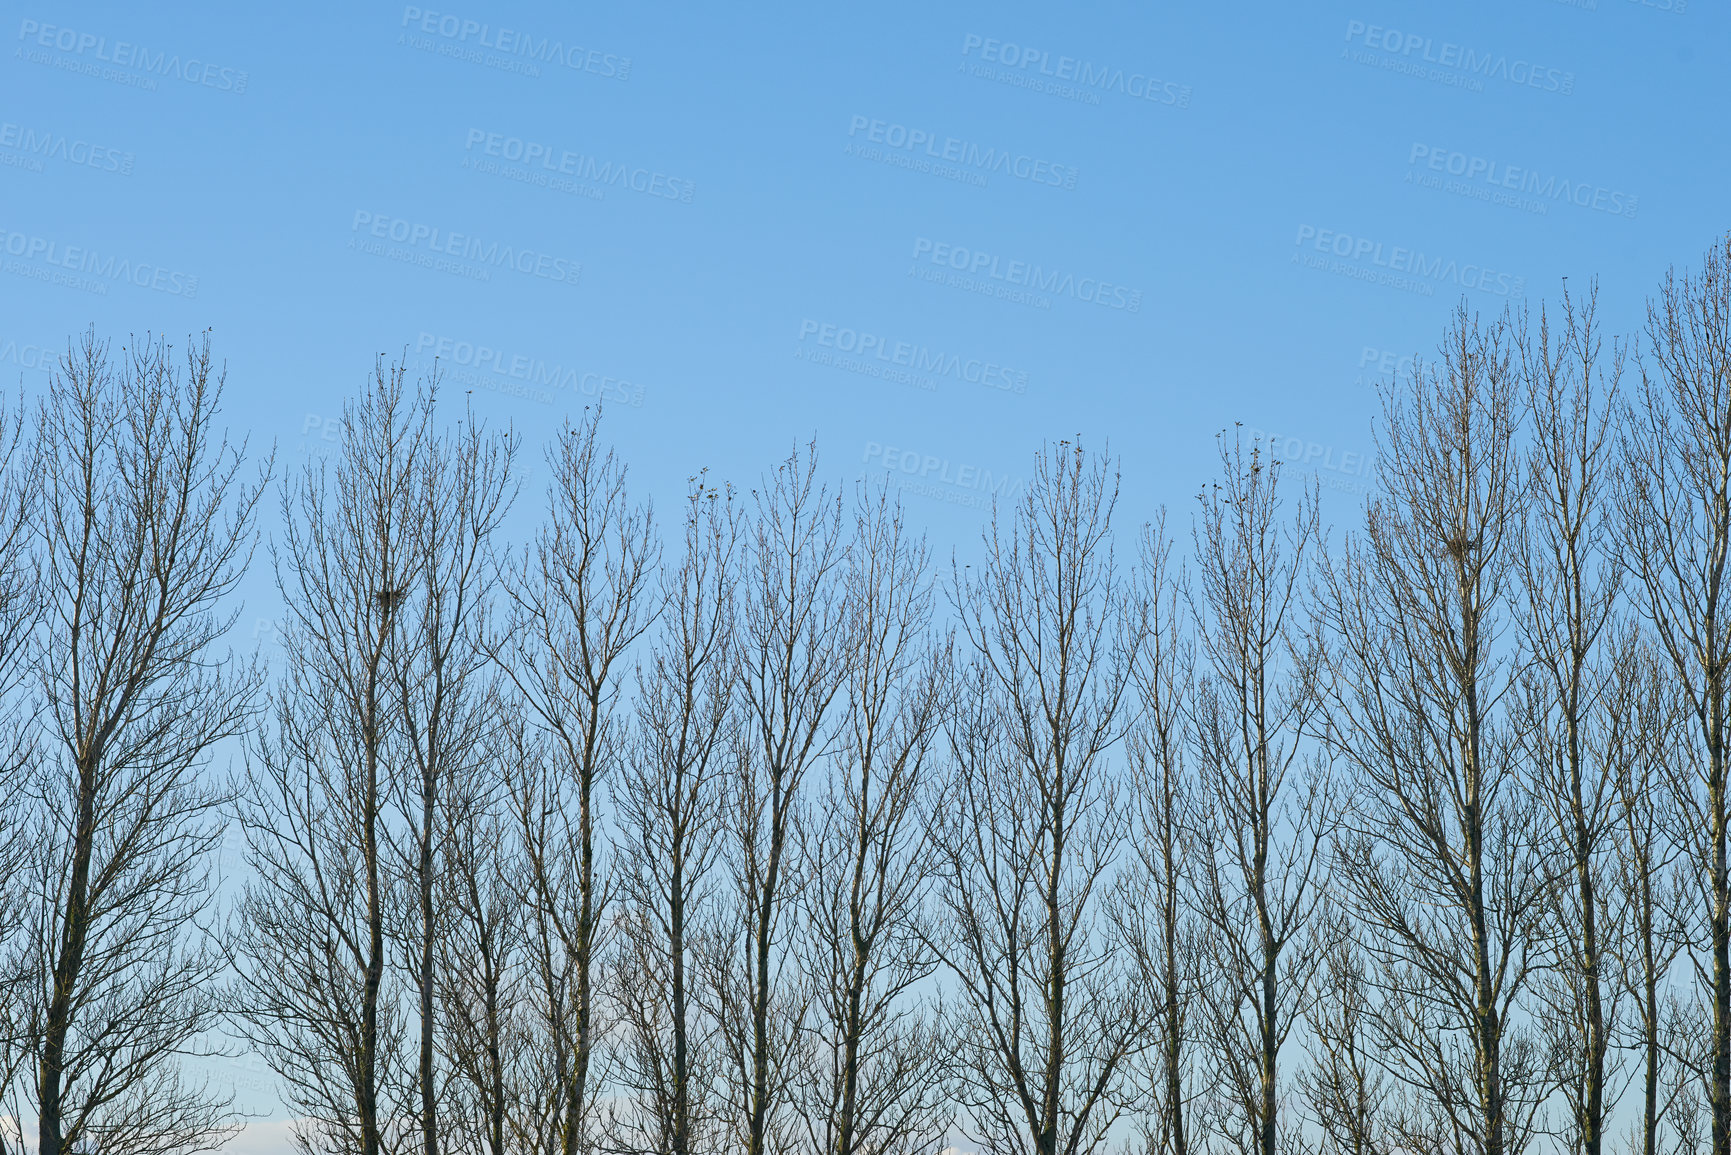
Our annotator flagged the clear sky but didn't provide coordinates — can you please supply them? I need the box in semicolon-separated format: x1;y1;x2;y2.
1;0;1725;1141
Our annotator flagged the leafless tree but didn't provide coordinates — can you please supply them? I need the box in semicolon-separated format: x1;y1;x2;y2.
1296;918;1393;1155
231;359;428;1155
15;331;265;1155
933;440;1145;1155
388;404;517;1155
436;716;536;1155
47;243;1731;1155
1615;233;1731;1155
1318;306;1547;1155
1510;284;1628;1155
1109;515;1204;1155
793;483;952;1155
605;474;740;1155
0;386;40;1124
1188;431;1331;1155
710;442;849;1155
496;406;658;1155
1601;632;1693;1155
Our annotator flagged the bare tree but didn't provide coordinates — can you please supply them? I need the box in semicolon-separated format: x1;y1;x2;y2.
1318;306;1547;1155
17;330;265;1155
1602;631;1692;1155
1615;233;1731;1155
1110;515;1204;1155
231;360;428;1155
1188;431;1331;1155
1511;284;1626;1155
437;717;536;1155
0;387;41;1128
934;440;1145;1155
1297;919;1393;1155
496;407;658;1155
606;474;740;1155
711;442;849;1155
794;483;952;1155
389;404;517;1155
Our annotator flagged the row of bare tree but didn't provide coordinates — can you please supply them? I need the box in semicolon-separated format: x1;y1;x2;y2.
2;236;1731;1155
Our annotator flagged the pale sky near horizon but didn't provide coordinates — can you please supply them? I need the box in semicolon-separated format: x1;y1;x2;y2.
1;0;1725;1148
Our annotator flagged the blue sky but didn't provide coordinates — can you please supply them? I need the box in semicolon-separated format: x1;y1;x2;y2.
1;0;1725;1132
5;0;1722;567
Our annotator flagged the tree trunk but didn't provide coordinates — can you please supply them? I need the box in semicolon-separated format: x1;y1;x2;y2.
36;757;98;1155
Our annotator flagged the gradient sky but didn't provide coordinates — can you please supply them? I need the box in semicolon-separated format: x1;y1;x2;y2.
2;0;1726;1140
